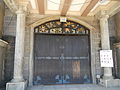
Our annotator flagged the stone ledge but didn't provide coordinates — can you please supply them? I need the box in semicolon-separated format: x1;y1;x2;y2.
0;39;8;47
100;79;120;87
6;81;27;90
113;42;120;48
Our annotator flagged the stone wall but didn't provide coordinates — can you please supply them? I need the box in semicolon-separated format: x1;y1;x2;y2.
0;0;6;86
0;0;5;38
114;12;120;78
23;26;31;80
90;19;101;83
115;12;120;42
108;16;117;38
3;8;16;36
2;36;15;83
2;7;16;83
107;11;120;78
0;40;7;86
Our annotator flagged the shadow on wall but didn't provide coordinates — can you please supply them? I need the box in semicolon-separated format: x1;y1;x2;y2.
0;39;7;86
2;36;15;84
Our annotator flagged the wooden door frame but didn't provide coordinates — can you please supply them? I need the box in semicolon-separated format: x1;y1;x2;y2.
29;16;96;86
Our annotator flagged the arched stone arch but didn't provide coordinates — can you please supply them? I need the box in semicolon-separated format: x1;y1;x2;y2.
31;16;95;31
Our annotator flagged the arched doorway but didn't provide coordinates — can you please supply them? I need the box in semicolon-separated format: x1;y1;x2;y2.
33;20;92;85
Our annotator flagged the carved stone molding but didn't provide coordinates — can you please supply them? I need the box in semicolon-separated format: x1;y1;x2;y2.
4;0;17;12
100;10;109;18
95;10;109;20
4;0;29;14
30;15;96;31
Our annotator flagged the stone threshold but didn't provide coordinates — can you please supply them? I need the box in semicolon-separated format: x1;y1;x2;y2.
26;84;120;90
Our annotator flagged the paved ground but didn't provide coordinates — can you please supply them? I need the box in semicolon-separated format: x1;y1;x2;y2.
26;84;120;90
0;88;5;90
0;86;5;90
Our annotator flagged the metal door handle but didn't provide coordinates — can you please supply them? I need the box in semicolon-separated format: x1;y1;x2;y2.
60;54;64;60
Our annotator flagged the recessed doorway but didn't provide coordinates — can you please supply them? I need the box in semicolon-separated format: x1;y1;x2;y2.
33;20;92;85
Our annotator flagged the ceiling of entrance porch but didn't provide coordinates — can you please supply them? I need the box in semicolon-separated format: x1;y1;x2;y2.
23;0;120;16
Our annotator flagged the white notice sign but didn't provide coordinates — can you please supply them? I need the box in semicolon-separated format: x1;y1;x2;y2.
60;17;67;22
100;50;113;67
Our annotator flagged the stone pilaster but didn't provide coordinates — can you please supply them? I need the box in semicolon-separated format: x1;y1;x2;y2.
6;5;27;90
100;13;113;80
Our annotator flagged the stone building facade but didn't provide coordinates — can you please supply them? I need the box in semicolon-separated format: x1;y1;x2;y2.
0;0;120;90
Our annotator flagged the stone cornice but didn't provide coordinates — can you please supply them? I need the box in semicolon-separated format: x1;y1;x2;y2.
113;42;120;48
89;1;120;17
0;39;8;47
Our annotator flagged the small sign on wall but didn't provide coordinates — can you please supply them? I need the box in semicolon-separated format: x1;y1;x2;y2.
60;17;67;22
100;50;113;67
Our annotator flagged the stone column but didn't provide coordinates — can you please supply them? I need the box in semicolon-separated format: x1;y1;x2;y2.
11;7;26;82
6;6;27;90
100;14;113;80
99;11;120;87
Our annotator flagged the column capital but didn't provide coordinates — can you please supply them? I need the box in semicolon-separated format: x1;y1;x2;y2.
4;0;29;14
101;10;109;18
97;10;109;20
16;4;28;15
16;6;26;14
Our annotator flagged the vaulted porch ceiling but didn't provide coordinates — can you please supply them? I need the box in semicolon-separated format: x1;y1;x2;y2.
28;0;120;16
4;0;120;16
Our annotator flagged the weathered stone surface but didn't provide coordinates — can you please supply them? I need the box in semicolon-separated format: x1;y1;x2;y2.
90;30;101;84
106;12;120;80
6;81;27;90
100;79;120;87
0;39;8;86
2;36;15;83
26;84;120;90
115;12;120;42
0;0;5;38
3;8;16;36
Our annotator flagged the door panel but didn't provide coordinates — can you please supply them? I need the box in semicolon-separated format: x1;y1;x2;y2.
34;34;91;85
34;35;63;84
62;36;91;84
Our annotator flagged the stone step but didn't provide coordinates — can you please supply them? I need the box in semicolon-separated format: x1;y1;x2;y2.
26;84;120;90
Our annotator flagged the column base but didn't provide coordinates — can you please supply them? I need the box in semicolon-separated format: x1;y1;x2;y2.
6;81;27;90
100;79;120;87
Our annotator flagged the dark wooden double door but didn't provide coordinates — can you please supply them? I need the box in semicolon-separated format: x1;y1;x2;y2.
34;34;92;85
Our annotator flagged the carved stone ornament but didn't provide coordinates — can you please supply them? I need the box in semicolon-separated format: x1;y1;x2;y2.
4;0;29;14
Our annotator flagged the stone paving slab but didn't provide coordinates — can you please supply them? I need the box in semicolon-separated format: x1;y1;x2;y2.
0;87;5;90
26;84;120;90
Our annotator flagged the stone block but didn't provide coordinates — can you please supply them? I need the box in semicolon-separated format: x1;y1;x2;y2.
100;79;120;87
6;81;27;90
